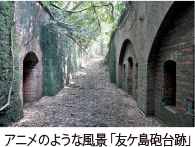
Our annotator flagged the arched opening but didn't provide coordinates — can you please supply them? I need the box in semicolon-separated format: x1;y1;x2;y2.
118;39;138;99
118;39;131;88
145;1;194;126
163;60;176;106
127;57;133;95
23;52;39;103
146;1;194;116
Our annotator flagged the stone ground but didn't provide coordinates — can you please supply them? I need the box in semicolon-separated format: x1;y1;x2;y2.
10;55;163;127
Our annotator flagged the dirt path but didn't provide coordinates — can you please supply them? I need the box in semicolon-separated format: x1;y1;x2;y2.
10;55;163;127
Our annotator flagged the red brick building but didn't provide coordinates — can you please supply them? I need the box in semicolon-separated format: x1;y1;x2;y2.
108;1;194;127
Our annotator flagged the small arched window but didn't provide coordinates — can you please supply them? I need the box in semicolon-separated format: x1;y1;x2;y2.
164;60;176;106
127;57;133;94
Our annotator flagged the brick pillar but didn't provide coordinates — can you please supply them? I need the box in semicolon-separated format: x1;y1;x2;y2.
146;61;155;115
118;65;122;88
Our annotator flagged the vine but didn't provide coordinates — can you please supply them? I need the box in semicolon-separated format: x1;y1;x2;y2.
0;15;15;111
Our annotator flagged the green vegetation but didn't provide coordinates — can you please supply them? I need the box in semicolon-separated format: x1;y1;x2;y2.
42;1;126;56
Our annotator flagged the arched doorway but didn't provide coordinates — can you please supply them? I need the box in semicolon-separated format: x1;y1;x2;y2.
118;39;138;99
23;52;39;103
118;40;131;88
127;57;133;95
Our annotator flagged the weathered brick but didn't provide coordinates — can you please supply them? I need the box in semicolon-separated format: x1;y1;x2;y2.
108;1;194;127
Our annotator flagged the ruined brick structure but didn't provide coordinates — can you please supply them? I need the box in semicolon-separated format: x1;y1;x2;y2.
108;1;194;127
0;1;86;126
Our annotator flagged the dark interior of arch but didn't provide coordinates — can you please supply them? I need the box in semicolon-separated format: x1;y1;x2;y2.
119;39;131;65
23;52;39;103
163;60;176;106
127;57;133;94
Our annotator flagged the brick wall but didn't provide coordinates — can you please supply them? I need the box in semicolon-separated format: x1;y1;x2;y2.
0;1;23;126
108;1;194;126
120;42;138;101
44;25;87;96
23;52;39;102
15;1;49;103
152;3;194;127
0;1;87;126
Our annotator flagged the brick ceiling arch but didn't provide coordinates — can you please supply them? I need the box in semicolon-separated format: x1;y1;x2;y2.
147;1;193;63
119;39;136;65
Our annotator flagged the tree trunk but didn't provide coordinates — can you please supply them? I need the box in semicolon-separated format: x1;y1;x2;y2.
100;42;103;56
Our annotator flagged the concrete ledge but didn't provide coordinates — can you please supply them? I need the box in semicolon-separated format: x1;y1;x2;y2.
136;107;146;117
165;106;176;114
136;107;167;127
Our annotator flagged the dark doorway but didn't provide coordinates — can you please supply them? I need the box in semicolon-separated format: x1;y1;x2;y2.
163;60;176;106
127;57;133;95
23;52;39;103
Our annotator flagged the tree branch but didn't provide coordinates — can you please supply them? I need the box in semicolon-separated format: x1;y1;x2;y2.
0;21;15;111
16;1;26;9
44;2;85;26
63;3;111;13
69;1;83;11
63;1;71;10
65;33;88;55
91;2;101;33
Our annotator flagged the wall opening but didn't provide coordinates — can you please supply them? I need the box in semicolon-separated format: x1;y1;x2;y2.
127;57;133;95
23;52;39;103
118;40;131;88
163;60;176;106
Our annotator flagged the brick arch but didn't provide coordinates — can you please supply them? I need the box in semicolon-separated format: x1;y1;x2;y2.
118;39;132;88
145;1;194;126
118;39;138;99
23;51;40;103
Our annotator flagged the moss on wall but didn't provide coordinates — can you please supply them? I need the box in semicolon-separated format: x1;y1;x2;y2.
0;1;23;127
44;25;87;96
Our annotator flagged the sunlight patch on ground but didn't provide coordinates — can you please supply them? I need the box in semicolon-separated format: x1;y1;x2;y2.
76;71;87;76
91;58;103;62
64;86;70;89
69;81;75;84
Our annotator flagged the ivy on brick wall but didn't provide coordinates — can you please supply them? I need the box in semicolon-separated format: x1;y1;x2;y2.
42;1;126;55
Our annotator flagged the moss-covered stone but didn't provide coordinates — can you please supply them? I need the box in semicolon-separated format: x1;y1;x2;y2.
44;25;87;96
0;1;23;127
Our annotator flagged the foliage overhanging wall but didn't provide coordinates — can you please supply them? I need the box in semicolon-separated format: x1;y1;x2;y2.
0;1;87;126
45;25;87;96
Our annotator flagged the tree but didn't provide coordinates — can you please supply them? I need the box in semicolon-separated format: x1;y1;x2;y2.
42;1;126;54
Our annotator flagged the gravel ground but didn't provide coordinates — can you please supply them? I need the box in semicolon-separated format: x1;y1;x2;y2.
10;55;163;127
